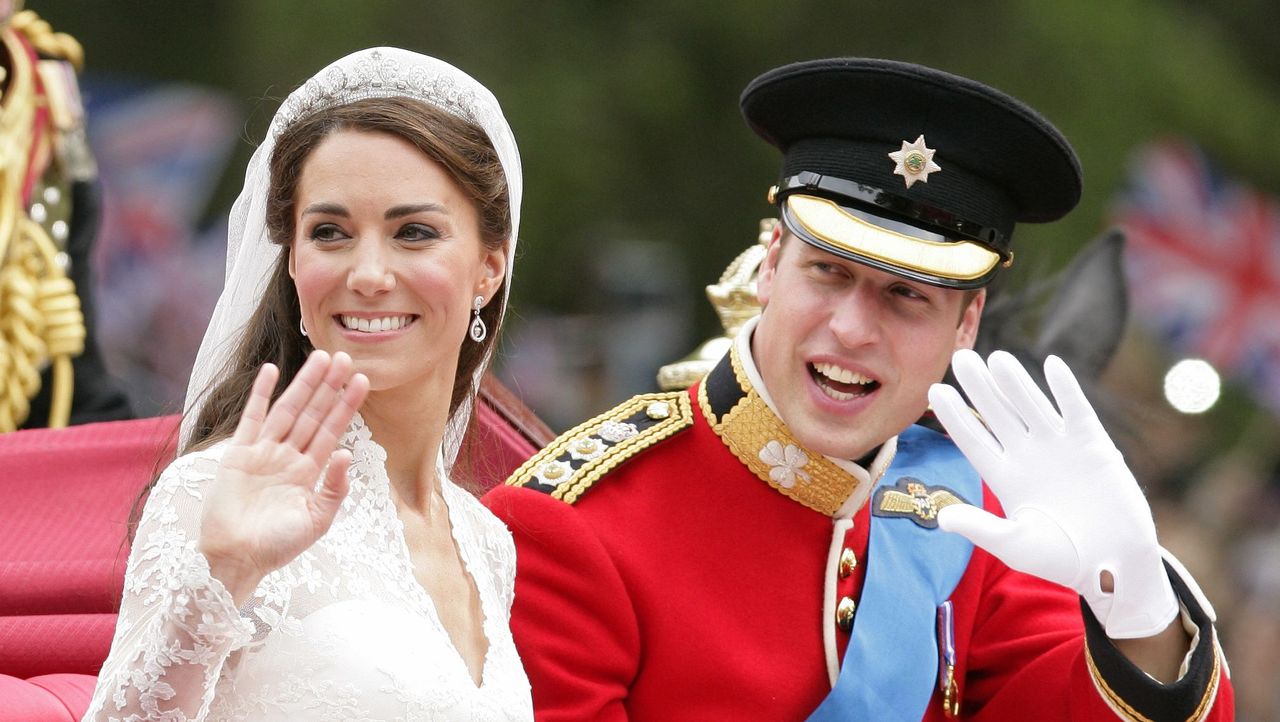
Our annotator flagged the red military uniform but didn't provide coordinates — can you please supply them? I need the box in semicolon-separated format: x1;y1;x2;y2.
483;344;1232;721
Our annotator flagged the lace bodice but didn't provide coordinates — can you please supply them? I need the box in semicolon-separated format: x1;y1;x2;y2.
83;415;532;721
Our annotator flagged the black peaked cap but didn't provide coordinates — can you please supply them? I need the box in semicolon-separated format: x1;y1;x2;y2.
741;58;1082;252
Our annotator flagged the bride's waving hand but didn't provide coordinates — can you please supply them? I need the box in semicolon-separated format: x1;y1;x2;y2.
200;352;368;605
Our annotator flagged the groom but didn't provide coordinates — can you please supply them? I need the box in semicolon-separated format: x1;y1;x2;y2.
485;58;1232;720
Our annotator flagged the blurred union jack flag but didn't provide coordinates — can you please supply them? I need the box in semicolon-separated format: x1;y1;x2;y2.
1111;139;1280;416
83;80;240;415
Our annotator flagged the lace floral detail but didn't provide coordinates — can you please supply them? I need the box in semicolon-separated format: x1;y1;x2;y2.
83;414;531;721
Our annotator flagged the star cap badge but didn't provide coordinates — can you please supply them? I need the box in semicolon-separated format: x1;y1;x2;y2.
888;134;942;188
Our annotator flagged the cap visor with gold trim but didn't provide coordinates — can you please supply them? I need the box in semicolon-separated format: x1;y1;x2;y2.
742;58;1082;289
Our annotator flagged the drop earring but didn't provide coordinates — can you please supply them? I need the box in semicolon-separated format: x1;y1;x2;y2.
469;295;487;343
299;317;309;337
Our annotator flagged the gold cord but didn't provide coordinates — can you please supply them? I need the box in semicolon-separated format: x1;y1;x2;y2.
0;24;85;430
9;10;83;70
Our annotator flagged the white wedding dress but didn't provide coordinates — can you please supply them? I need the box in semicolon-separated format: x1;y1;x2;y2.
83;415;533;721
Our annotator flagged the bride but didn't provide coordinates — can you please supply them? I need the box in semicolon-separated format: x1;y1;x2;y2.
84;47;532;721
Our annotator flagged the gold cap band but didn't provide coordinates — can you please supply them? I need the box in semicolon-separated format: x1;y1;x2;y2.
783;194;1004;287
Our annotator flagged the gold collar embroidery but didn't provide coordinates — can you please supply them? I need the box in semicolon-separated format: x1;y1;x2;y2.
699;346;862;515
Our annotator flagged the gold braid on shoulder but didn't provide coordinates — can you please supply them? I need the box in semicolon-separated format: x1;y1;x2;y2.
0;17;86;431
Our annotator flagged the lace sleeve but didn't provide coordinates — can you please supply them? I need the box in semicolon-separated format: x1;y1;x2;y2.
495;525;517;618
82;451;255;722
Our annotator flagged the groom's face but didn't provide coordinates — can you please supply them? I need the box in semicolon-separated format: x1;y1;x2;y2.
752;231;984;461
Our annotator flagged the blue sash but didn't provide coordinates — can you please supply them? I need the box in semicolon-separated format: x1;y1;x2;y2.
808;424;981;722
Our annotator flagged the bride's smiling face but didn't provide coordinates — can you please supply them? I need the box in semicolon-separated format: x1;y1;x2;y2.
288;129;506;396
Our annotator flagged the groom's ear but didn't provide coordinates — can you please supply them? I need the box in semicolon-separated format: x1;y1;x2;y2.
953;289;986;352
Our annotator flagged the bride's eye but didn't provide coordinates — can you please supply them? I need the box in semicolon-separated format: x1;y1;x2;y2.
397;223;440;243
309;223;349;243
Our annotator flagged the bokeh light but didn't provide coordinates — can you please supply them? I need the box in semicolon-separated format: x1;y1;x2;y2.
1163;358;1221;414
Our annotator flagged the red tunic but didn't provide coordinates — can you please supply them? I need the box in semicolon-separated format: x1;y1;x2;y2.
484;381;1232;721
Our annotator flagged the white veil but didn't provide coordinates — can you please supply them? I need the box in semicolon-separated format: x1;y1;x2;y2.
181;47;522;468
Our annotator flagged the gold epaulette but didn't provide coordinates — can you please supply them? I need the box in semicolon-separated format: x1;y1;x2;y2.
505;391;693;504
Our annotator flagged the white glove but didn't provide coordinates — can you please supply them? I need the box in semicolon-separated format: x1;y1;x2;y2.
928;349;1178;639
